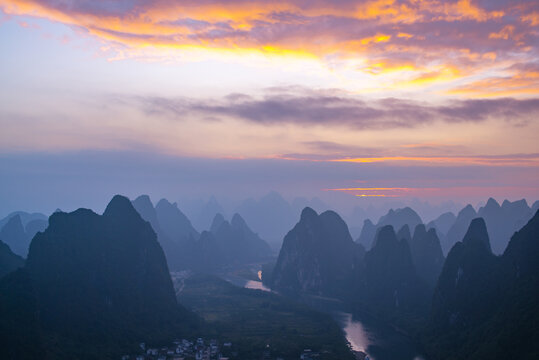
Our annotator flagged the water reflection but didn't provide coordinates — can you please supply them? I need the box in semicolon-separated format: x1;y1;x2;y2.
244;279;271;292
224;275;272;292
334;311;373;353
347;311;427;360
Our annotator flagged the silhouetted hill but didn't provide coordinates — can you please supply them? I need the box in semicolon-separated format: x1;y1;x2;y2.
425;212;539;359
477;198;534;254
0;213;48;258
151;198;200;270
230;213;272;260
191;231;226;272
0;215;28;257
21;195;196;358
25;219;47;241
133;196;272;272
409;225;445;287
0;239;25;278
356;207;422;250
132;195;188;270
427;218;498;353
155;198;199;246
354;225;430;320
378;207;423;231
442;204;476;254
0;211;47;230
502;210;539;278
396;224;412;243
271;208;361;295
210;212;226;233
532;200;539;213
132;195;163;236
439;199;535;256
426;211;456;238
356;219;376;249
346;206;370;239
206;213;272;266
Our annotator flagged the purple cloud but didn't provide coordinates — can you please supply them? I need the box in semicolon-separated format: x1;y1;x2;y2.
129;89;539;129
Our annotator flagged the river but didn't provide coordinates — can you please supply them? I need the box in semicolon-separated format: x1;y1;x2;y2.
334;310;427;360
224;275;426;360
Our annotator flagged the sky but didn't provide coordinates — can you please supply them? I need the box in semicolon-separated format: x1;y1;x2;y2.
0;0;538;217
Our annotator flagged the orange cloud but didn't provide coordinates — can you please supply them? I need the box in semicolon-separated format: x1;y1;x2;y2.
1;0;538;97
329;155;539;167
399;66;462;87
441;0;504;22
489;25;515;40
448;70;539;97
521;12;539;26
355;194;399;197
326;187;412;191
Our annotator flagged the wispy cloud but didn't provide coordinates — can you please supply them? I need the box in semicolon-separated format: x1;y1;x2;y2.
326;154;539;166
126;89;539;129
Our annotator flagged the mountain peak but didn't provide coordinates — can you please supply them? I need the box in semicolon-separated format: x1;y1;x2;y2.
377;207;422;231
156;198;176;210
373;225;398;249
0;214;30;257
272;207;358;295
462;217;492;253
231;213;246;228
397;224;412;242
503;198;528;210
4;214;23;229
300;207;318;221
134;194;153;207
459;204;477;218
210;213;226;233
485;197;500;209
103;195;140;220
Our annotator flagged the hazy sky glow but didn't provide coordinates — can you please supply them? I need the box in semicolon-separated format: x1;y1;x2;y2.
0;0;538;214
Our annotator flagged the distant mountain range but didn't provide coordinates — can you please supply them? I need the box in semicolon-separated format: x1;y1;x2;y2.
357;207;423;249
354;198;536;256
181;192;329;249
132;195;272;272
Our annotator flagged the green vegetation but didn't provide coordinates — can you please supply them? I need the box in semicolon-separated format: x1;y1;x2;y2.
178;274;355;360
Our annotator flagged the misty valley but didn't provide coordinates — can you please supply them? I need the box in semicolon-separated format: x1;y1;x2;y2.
0;194;538;360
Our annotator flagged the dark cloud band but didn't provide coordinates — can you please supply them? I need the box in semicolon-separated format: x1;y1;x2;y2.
131;90;539;129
